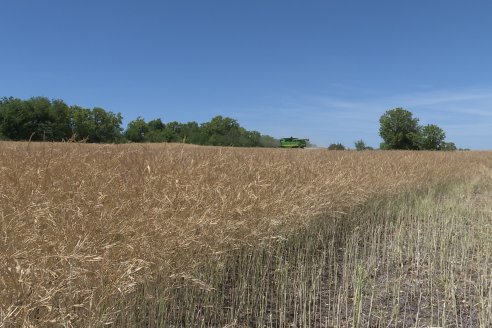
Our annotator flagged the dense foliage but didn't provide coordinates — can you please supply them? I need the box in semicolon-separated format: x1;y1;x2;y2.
0;97;460;150
354;139;374;151
327;143;346;150
379;108;456;150
0;97;278;147
0;97;123;143
124;115;277;147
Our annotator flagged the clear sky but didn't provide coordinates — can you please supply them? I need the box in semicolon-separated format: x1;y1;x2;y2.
1;1;492;149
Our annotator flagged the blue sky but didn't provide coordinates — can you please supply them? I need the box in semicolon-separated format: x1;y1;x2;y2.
1;1;492;149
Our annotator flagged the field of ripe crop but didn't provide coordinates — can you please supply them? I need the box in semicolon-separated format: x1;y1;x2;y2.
1;142;491;327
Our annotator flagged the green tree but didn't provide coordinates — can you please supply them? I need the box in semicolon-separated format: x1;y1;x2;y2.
244;130;261;147
145;119;167;142
354;139;372;151
0;96;72;141
201;116;243;146
328;143;346;150
0;96;283;147
163;121;183;142
416;124;446;150
440;141;457;151
147;118;165;131
24;97;53;140
70;105;94;141
0;97;26;140
179;121;204;144
70;106;123;143
50;99;72;140
125;117;149;142
379;108;420;150
90;107;123;143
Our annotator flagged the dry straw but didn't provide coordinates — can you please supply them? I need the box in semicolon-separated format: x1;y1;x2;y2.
0;142;488;326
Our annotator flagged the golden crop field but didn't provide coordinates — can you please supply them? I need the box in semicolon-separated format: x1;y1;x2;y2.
1;142;491;327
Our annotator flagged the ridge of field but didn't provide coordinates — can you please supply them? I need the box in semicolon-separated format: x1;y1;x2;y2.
0;142;489;326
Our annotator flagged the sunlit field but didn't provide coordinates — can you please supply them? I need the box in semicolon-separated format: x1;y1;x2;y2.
1;142;491;327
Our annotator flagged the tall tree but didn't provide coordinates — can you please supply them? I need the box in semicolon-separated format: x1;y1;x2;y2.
70;105;95;141
0;96;72;141
146;118;167;142
417;124;446;150
202;116;242;146
0;97;25;140
379;108;420;150
179;121;202;144
51;99;72;140
163;121;183;142
24;97;53;140
90;107;123;143
125;117;149;142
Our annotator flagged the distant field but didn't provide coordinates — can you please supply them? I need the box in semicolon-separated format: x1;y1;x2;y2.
0;142;491;327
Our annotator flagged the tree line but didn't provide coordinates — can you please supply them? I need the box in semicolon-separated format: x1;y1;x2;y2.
339;108;457;151
0;97;123;143
378;108;456;151
0;97;278;147
124;115;278;147
0;97;459;150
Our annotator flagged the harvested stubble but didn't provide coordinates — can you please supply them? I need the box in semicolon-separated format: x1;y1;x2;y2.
0;142;488;326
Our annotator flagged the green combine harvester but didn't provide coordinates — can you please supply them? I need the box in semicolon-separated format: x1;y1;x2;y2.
279;137;309;148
